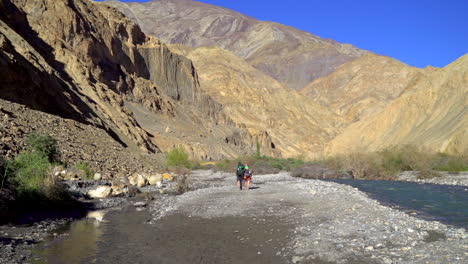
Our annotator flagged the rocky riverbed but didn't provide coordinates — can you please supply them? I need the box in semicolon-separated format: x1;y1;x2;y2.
146;171;467;263
398;171;468;186
1;170;467;264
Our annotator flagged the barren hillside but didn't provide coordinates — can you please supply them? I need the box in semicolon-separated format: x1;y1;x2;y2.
103;0;368;90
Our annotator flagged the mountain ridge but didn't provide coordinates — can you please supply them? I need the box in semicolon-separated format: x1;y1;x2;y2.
103;0;368;90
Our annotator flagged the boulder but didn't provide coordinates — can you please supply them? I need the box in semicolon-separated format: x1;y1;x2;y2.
133;201;147;207
61;168;85;181
162;173;176;181
88;186;112;198
51;166;65;177
94;173;102;181
137;174;148;187
128;174;138;186
111;185;125;197
148;174;163;185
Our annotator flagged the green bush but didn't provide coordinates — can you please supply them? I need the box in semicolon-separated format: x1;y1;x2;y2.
4;132;71;201
25;132;60;162
75;162;94;179
9;152;52;197
166;147;192;168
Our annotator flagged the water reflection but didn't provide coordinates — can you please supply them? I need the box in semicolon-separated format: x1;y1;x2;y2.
34;210;108;264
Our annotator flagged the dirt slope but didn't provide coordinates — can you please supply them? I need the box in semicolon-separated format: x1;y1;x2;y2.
326;54;468;155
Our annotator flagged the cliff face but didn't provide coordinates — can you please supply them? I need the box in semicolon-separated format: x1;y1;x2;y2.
326;54;468;155
103;0;368;90
0;0;260;161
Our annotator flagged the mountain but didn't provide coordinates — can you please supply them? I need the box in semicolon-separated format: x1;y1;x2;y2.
0;0;277;169
1;0;465;169
0;0;345;167
168;44;345;158
301;54;427;123
325;54;468;155
103;0;368;90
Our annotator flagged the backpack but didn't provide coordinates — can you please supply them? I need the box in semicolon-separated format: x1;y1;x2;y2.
236;165;244;176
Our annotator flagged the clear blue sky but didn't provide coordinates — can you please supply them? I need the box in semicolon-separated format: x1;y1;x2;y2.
100;0;468;68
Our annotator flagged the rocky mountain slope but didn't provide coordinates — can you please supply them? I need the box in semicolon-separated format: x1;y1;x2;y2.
301;54;427;123
1;0;465;166
169;44;345;158
0;0;275;164
103;0;368;90
326;54;468;155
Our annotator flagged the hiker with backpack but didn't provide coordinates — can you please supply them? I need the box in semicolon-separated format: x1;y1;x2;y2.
236;162;245;190
243;164;253;190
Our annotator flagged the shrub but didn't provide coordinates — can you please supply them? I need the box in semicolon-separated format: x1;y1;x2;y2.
75;162;94;179
6;133;71;201
25;132;60;162
166;147;192;168
432;153;468;171
291;164;352;179
317;145;467;180
213;155;307;174
9;152;53;198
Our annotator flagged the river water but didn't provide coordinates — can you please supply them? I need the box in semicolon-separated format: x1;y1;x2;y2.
329;179;468;229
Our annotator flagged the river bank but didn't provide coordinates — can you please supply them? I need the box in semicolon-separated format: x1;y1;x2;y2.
1;170;467;264
398;171;468;186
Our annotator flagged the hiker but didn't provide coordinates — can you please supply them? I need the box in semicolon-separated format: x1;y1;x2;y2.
243;164;253;190
236;162;245;190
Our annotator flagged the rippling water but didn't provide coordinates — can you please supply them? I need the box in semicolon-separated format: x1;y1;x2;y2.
328;179;468;228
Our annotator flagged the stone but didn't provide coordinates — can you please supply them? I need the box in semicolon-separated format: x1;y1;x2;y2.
292;256;304;263
148;174;163;185
94;173;102;181
111;185;125;197
128;174;138;186
51;166;65;177
133;201;147;207
61;168;85;181
137;174;148;187
162;173;173;181
88;186;112;198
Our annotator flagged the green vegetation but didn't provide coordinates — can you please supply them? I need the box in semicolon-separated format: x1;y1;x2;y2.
166;147;193;168
1;132;70;201
432;153;468;171
320;145;467;180
214;155;307;174
255;140;261;158
211;145;466;179
25;132;60;162
75;162;94;179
